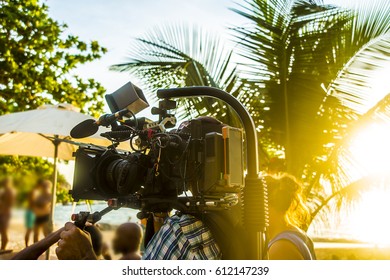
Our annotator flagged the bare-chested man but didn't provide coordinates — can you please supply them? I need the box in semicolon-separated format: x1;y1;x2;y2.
0;177;16;251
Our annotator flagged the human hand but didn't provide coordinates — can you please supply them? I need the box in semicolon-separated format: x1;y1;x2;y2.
56;222;97;260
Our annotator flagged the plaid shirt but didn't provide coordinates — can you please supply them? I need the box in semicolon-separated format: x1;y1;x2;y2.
143;214;221;260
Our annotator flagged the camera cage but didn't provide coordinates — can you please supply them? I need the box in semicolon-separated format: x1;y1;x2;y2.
70;84;268;260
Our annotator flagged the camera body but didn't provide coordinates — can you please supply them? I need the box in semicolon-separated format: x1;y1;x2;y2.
71;82;244;214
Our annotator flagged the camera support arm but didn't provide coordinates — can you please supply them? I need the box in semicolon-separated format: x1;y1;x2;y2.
157;87;269;260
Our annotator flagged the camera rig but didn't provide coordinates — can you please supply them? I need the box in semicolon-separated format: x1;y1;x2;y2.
70;84;268;260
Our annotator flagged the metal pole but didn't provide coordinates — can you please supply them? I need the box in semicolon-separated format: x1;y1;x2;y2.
45;135;59;260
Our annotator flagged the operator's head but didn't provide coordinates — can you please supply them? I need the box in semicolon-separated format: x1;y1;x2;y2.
177;116;225;136
112;222;143;255
265;173;310;229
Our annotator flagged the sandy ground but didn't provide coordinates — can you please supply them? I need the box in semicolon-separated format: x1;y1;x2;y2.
315;247;390;260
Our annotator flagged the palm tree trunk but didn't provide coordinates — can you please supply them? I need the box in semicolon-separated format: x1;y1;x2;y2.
282;52;291;171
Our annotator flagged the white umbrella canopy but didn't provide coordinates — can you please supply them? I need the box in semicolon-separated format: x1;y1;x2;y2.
0;103;128;158
0;132;76;160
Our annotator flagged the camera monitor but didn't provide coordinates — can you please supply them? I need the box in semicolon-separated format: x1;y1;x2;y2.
105;81;149;115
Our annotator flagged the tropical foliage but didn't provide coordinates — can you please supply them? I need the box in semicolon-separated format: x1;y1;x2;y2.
0;0;107;195
0;0;107;116
111;0;390;228
308;33;390;225
110;24;244;126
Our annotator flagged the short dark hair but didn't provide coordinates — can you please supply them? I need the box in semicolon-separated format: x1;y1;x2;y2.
177;116;225;136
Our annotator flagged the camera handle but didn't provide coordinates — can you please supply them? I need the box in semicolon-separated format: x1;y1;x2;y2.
71;206;115;229
157;87;269;260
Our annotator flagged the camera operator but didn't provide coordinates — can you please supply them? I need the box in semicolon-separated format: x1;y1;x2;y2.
57;117;225;260
55;223;101;260
141;117;227;260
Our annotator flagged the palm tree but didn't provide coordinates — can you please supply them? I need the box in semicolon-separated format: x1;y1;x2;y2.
231;0;354;174
307;33;390;225
110;0;390;229
111;1;355;172
231;0;390;227
110;24;243;126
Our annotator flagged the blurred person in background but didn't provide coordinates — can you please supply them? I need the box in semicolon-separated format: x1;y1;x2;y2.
112;222;143;260
24;183;38;247
266;174;316;260
33;179;52;243
0;177;16;251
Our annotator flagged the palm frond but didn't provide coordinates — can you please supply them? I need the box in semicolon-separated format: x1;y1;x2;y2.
110;24;242;125
346;0;390;52
308;34;390;195
300;2;390;224
231;0;351;173
327;34;390;116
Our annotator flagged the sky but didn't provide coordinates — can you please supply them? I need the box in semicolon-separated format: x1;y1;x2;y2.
47;0;248;95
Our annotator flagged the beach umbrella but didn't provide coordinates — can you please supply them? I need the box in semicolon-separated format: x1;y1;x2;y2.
0;103;128;228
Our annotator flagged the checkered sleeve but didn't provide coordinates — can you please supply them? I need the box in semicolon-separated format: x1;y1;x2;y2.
142;214;221;260
142;216;183;260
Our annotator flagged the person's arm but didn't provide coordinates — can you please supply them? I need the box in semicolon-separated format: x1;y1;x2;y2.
268;240;305;260
12;227;64;260
56;222;97;260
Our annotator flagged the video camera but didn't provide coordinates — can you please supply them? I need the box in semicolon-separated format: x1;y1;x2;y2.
70;82;245;216
70;82;269;260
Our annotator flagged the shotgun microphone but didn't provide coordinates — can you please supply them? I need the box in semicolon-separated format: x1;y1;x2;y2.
70;109;129;138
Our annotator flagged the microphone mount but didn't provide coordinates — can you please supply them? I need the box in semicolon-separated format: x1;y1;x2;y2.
96;108;130;127
70;109;130;139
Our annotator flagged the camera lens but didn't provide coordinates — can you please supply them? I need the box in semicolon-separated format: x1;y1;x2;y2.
103;153;146;196
106;158;126;189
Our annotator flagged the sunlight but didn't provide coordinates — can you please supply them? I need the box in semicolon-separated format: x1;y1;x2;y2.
342;122;390;245
366;66;390;113
348;123;390;174
348;190;390;246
